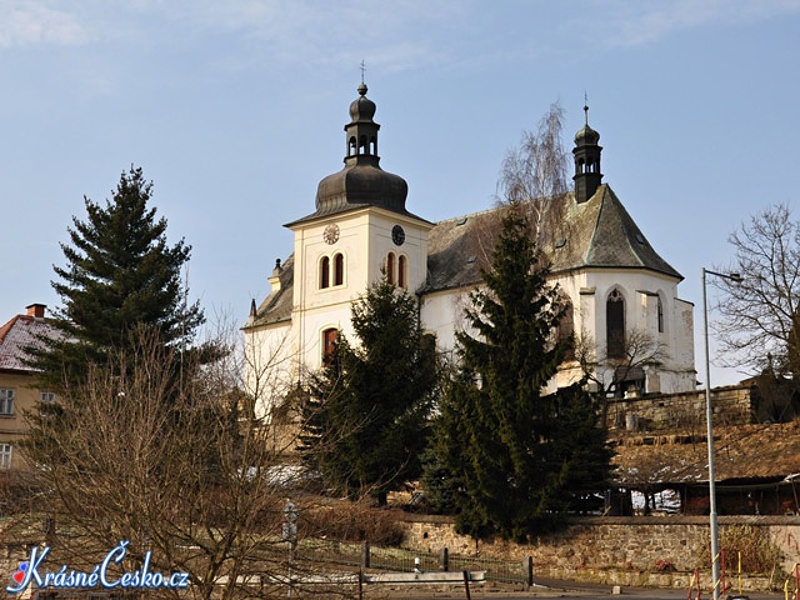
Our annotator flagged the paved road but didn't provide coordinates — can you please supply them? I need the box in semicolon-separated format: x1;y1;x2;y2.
371;579;787;600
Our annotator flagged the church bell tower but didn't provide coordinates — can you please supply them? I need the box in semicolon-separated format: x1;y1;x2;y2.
573;105;603;204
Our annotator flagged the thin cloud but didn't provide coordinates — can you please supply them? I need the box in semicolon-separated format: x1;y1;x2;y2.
595;0;800;47
119;0;466;72
0;1;86;47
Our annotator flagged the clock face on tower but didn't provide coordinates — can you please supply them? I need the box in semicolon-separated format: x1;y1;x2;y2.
323;224;340;245
391;224;405;246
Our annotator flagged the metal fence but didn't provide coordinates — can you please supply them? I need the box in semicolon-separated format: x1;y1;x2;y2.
295;538;533;585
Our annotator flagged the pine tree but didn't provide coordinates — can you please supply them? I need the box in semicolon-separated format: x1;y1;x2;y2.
424;205;611;540
301;280;438;505
32;166;204;390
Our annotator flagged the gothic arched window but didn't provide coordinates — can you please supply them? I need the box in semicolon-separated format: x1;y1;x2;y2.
607;288;625;359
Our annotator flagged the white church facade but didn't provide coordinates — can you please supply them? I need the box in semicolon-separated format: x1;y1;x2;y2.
243;83;696;415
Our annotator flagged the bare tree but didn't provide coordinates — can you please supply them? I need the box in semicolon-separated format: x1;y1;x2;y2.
466;103;570;279
714;203;800;376
22;327;319;600
575;327;670;399
497;101;569;235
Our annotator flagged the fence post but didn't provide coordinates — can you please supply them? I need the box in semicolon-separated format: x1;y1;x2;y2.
440;547;449;572
524;556;534;589
361;541;371;569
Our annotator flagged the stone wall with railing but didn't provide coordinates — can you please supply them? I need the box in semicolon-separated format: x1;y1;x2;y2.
399;514;800;590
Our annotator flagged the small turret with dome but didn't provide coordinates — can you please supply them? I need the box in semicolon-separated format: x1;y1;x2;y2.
572;103;603;204
311;82;409;218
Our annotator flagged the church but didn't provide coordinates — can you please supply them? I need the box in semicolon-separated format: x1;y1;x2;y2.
243;83;696;415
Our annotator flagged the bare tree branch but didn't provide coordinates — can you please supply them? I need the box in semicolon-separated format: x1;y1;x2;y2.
713;203;800;375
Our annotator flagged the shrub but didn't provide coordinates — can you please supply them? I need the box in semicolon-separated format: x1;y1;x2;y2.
302;500;405;546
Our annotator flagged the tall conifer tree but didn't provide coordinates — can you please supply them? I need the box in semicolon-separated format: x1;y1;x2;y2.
32;166;204;390
301;280;438;505
423;205;611;540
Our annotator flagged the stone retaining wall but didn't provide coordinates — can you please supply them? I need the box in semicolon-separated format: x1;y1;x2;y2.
606;385;754;432
399;515;800;590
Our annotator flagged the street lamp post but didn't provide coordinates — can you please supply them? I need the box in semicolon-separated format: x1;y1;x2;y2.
702;268;742;600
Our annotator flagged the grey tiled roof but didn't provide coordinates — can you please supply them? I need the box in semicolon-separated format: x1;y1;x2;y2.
248;184;681;325
542;184;681;279
423;184;681;294
245;254;295;329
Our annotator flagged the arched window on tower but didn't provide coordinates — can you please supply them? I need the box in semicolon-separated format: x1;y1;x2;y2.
359;135;367;154
370;136;377;155
320;256;330;289
322;328;338;363
607;289;625;359
334;253;344;286
386;252;395;285
348;137;357;157
398;255;407;289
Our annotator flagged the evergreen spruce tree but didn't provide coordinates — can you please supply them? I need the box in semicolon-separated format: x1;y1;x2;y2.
301;280;438;505
424;205;611;540
32;166;204;390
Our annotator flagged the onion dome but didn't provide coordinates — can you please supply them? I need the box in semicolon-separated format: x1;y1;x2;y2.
314;83;409;216
349;82;376;121
575;122;600;146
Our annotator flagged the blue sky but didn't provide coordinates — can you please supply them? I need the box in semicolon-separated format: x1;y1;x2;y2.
2;0;799;386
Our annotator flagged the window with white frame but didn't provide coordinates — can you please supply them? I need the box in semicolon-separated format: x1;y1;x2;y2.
40;391;56;404
0;389;14;415
0;444;12;469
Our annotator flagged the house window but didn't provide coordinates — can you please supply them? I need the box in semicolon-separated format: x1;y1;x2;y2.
398;255;407;289
40;391;56;403
657;296;664;334
607;289;626;359
0;389;14;415
322;328;339;362
334;253;344;286
0;444;11;469
386;252;395;285
320;256;331;289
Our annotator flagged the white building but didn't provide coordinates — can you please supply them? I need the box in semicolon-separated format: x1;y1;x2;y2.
243;84;695;415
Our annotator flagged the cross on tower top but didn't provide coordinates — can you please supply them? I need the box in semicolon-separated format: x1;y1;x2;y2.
584;91;589;125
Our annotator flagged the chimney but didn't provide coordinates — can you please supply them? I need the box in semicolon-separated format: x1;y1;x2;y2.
26;304;46;319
